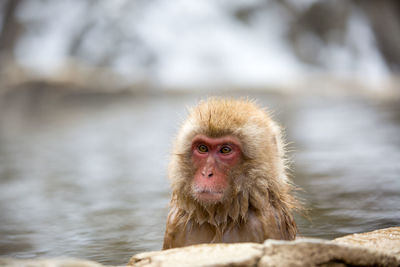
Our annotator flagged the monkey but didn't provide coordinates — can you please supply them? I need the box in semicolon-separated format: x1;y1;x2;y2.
162;98;299;249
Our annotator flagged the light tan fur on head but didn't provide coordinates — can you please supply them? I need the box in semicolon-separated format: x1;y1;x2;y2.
167;97;298;241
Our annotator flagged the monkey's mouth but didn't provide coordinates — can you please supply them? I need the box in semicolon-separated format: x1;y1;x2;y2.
192;187;225;203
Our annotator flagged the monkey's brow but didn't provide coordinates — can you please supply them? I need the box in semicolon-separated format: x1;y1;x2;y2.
222;142;236;146
242;154;254;161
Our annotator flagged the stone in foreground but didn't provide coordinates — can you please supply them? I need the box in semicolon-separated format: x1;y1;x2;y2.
129;243;264;267
334;226;400;259
260;238;399;267
129;237;400;267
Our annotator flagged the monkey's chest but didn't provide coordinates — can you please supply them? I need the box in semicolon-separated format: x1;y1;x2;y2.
181;219;265;245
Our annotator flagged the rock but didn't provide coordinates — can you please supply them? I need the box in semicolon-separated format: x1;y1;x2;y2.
333;226;400;259
128;236;400;267
129;243;264;267
260;238;399;267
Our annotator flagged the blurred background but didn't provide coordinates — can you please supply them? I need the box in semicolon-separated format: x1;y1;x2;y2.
0;0;399;265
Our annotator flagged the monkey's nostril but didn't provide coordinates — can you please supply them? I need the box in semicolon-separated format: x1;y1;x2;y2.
208;173;213;177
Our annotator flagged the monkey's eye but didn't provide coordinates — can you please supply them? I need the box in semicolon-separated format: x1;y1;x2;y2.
220;146;232;154
197;144;208;153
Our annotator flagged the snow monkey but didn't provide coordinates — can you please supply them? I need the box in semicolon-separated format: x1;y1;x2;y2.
163;98;298;249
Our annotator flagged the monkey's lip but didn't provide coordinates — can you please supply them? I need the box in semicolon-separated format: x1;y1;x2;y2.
193;188;224;202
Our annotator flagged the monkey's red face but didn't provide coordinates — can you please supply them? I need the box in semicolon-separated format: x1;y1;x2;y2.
191;135;241;204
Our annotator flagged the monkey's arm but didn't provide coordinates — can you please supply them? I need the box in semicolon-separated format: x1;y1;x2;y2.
162;207;179;250
261;205;296;240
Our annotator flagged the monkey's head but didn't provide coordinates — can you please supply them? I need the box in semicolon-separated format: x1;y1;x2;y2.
169;98;288;209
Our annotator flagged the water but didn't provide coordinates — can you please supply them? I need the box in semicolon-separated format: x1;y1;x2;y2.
0;88;399;265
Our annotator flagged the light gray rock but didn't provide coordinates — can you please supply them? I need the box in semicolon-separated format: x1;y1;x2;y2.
334;226;400;259
128;237;400;267
129;243;264;267
260;238;399;267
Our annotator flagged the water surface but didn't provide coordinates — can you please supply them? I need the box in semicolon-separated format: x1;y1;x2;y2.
0;89;399;265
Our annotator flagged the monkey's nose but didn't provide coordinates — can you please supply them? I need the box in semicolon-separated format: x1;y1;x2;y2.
201;169;214;178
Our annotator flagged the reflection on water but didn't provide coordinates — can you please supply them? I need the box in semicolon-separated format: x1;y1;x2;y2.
0;89;399;265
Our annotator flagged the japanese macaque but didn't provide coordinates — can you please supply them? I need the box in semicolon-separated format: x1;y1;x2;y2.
163;98;298;249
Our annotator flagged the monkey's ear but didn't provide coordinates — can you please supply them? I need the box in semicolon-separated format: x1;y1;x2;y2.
269;122;285;157
174;118;199;155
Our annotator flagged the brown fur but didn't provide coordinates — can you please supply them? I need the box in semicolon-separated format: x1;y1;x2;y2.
163;98;298;249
